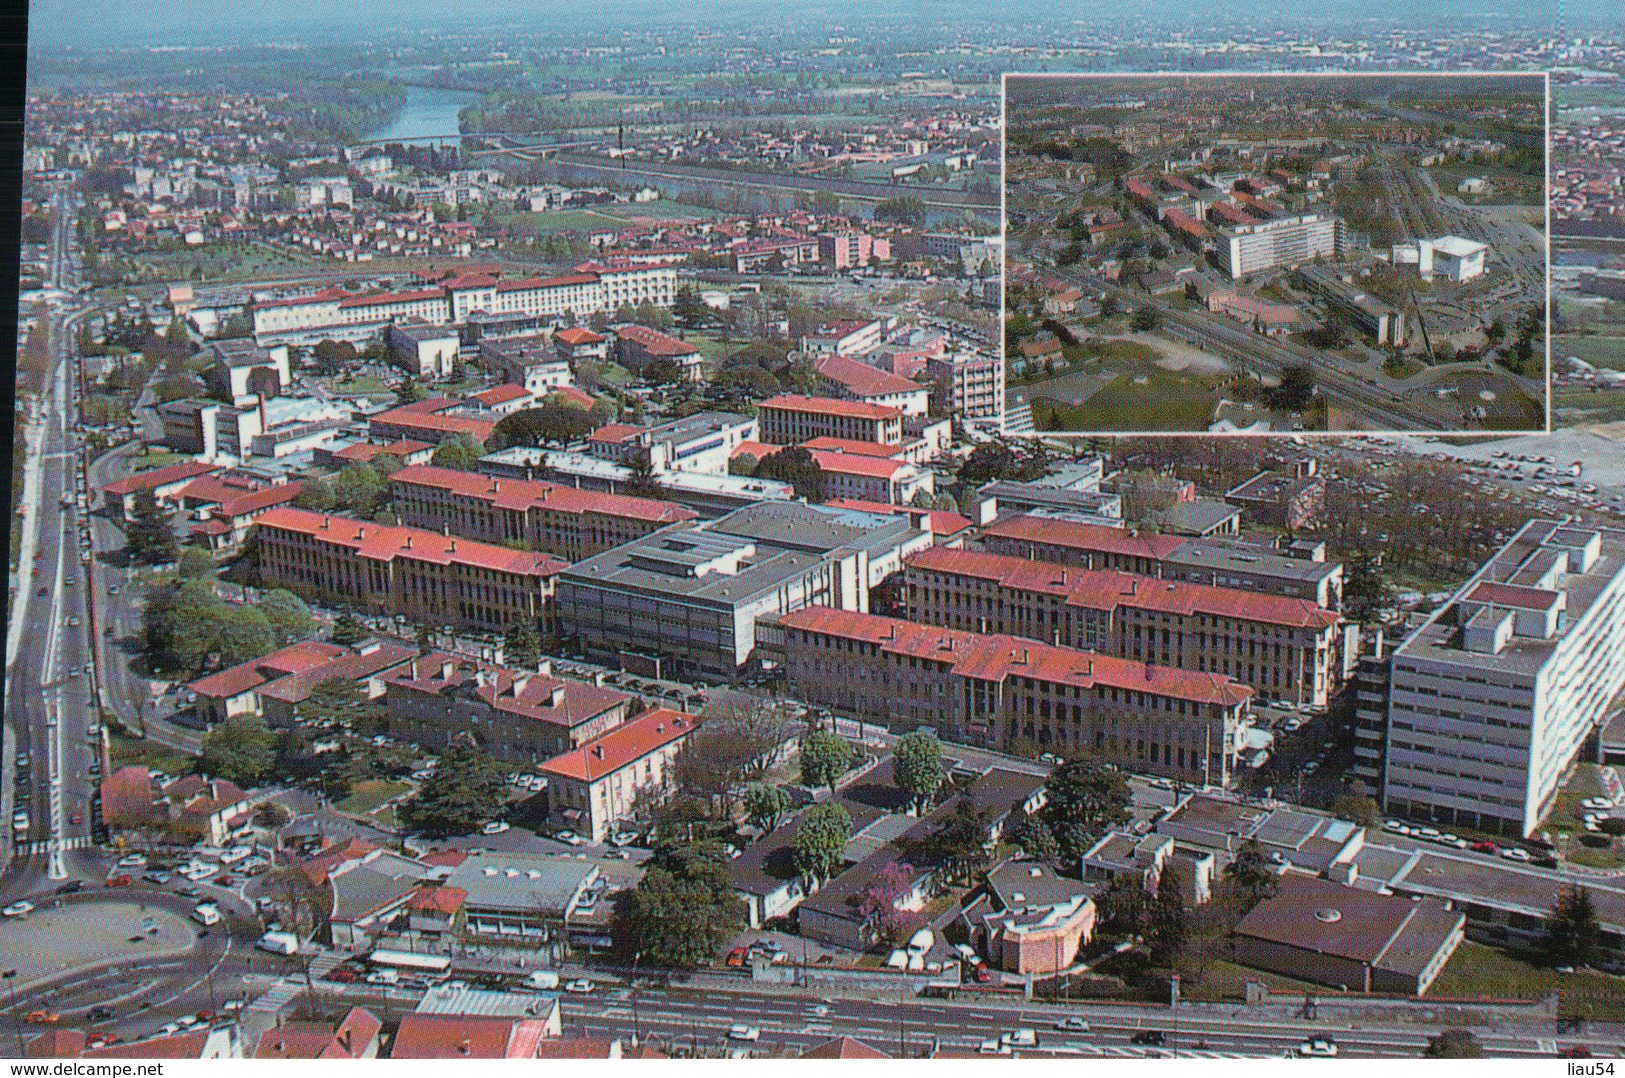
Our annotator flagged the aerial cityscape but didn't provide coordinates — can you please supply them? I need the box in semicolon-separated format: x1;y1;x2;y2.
1004;74;1549;434
4;0;1625;1064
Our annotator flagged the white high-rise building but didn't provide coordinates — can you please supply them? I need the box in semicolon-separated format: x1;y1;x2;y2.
1214;214;1339;279
1381;521;1625;837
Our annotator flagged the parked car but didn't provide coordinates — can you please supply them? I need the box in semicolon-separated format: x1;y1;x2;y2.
1300;1037;1338;1057
2;901;36;918
1000;1029;1038;1048
564;979;594;994
728;1024;761;1042
1054;1017;1091;1032
1131;1031;1166;1046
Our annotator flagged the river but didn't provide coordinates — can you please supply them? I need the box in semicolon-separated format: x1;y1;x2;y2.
366;85;483;144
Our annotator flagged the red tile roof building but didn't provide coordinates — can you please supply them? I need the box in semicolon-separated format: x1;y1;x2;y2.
253;507;567;634
99;767;251;845
611;323;704;382
368;398;497;446
101;460;220;522
806;447;930;506
764;607;1253;786
757;394;903;446
390;1015;558;1059
172;472;305;550
383;651;634;764
390;464;697;560
255;1008;382;1059
539;708;699;841
904;546;1343;707
813;353;930;416
187;640;351;725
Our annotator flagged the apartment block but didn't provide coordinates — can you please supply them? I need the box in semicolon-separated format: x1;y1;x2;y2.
1214;214;1338;279
761;606;1253;785
927;351;1004;420
980;514;1344;610
1382;522;1625;836
254;507;567;634
389;464;696;561
756;394;904;446
905;546;1343;707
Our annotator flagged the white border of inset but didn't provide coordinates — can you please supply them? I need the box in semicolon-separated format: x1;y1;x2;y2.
998;69;1553;439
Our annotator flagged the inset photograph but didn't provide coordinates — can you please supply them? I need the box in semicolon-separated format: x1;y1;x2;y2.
1003;73;1549;435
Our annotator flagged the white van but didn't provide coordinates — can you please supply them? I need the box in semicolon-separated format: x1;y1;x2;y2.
524;970;560;991
192;903;222;926
257;931;299;955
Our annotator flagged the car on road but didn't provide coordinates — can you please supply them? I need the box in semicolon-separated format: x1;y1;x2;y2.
105;873;133;887
1500;847;1532;862
25;1011;61;1025
141;870;171;884
564;979;594;994
86;1006;115;1024
55;881;83;895
1300;1037;1338;1057
69;811;83;825
555;830;586;846
728;1024;761;1042
1130;1030;1166;1046
1054;1017;1091;1032
1000;1029;1038;1048
3;901;36;918
1469;840;1498;854
482;820;511;835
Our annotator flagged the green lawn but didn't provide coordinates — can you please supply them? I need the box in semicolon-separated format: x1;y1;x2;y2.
108;731;194;776
494;208;627;234
1555;387;1625;427
1430;941;1625;1020
1556;335;1625;372
1032;351;1220;433
335;779;414;816
329;374;389;394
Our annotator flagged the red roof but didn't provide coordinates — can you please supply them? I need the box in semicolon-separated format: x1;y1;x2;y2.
391;464;696;524
100;766;154;829
801;1036;891;1059
336;440;434;462
177;476;304;519
554;327;605;346
407;885;468;915
613;323;699;357
188;641;349;700
84;1031;213;1059
729;440;779;462
254;507;568;577
255;1009;381;1060
383;650;632;731
547;385;596;410
587;423;648;444
778;606;1252;707
801;437;904;458
496;273;598;292
982;515;1188;561
541;709;698;782
337;287;446;309
470;384;533;407
533;1039;622;1059
908;547;1339;629
759;394;902;422
815;353;922;399
102;460;217;497
807;448;910;481
369;403;496;443
1468;581;1562;612
391;1015;554;1059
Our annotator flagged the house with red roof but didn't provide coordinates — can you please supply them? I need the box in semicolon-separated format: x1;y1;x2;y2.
171;472;305;550
367;398;496;446
553;326;609;362
813;353;929;416
99;767;251;845
31;1027;238;1059
610;323;704;383
757;394;903;446
382;651;634;764
101;460;220;522
186;640;350;726
390;1015;558;1059
462;383;536;416
255;1008;381;1059
539;709;699;842
806;447;932;506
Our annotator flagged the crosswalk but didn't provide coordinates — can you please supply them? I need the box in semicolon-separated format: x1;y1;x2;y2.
20;836;95;853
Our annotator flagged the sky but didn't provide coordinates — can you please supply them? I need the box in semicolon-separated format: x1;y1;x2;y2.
24;0;1615;50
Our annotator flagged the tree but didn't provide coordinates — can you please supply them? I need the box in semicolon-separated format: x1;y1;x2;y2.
1424;1030;1485;1058
923;795;997;883
330;611;367;647
755;446;825;502
200;713;278;788
1269;363;1317;413
744;784;793;833
1039;755;1132;863
1011;813;1061;864
311;339;357;377
1543;884;1600;968
177;546;215;579
260;588;317;645
799;730;853;793
1225;838;1278;908
893;730;944;812
792;801;852;885
399;744;509;837
624;843;746;969
624;450;664;499
125;488;178;564
1147;861;1188;964
856;861;927;947
1331;794;1382;829
672;698;795;815
1098;872;1149;934
294;475;335;512
1130;307;1161;332
431;433;484;471
490;404;594;448
504;620;544;668
393;376;426;405
332;461;388;516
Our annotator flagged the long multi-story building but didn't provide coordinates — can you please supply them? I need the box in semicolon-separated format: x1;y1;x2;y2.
761;606;1253;786
757;394;903;446
389;464;697;561
1214;214;1338;279
555;502;929;679
981;515;1345;610
254;507;567;634
1380;521;1625;837
927;351;1004;420
905;547;1343;707
251;264;677;343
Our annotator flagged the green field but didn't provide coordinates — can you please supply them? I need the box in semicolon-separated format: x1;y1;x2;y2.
596;198;728;221
1556;334;1625;372
335;778;414;816
495;207;629;234
1430;941;1625;1020
1555;386;1625;428
1030;342;1221;432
